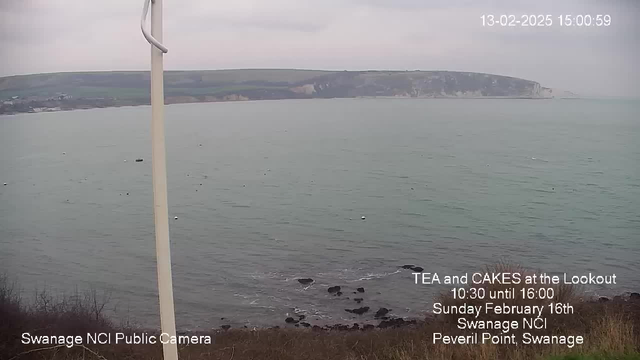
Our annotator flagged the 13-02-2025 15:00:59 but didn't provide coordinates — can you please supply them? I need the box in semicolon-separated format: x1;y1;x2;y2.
481;14;611;27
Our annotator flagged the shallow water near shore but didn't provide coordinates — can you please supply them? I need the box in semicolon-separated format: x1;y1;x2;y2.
1;98;639;330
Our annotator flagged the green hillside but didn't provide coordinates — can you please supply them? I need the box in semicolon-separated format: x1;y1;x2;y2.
0;69;551;114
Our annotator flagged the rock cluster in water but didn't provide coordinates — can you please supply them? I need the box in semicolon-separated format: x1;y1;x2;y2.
277;279;425;331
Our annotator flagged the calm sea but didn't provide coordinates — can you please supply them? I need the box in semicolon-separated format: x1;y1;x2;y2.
1;98;638;329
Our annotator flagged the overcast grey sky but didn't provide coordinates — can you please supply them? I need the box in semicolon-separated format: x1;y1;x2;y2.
1;0;638;96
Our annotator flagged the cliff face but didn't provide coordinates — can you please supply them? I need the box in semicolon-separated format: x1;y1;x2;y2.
302;71;543;98
0;70;554;114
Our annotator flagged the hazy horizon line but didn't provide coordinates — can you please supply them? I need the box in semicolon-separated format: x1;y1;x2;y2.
0;68;539;82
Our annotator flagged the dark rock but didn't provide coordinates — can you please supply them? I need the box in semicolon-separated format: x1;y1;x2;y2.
298;278;314;285
271;326;280;329
410;266;424;272
363;324;375;331
354;298;363;304
598;296;610;303
401;265;415;269
220;317;225;320
357;287;365;293
300;322;311;328
630;292;640;300
295;324;299;327
374;307;390;318
312;325;323;331
351;323;360;330
336;291;343;296
378;318;405;329
298;315;306;320
285;317;299;324
135;158;143;162
220;325;231;330
345;306;370;315
328;286;341;294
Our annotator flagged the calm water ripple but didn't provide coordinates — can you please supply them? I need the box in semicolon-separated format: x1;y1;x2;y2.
1;98;639;329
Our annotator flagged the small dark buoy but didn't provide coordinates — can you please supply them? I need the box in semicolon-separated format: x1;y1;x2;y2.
126;192;129;195
361;216;366;220
135;158;143;162
62;152;66;155
174;216;178;220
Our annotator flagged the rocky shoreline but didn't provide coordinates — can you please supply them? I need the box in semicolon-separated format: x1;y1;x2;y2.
212;264;640;333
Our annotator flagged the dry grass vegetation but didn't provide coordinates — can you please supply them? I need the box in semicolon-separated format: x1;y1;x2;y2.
2;263;638;360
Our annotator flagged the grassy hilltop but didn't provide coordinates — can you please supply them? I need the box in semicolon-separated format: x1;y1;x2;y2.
0;69;556;114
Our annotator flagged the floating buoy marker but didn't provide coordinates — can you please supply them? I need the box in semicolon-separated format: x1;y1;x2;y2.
361;216;366;220
174;216;178;220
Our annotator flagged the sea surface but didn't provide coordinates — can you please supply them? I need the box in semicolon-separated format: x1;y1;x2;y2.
1;98;639;330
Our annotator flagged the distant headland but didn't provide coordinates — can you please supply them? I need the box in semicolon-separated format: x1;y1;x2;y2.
0;69;577;115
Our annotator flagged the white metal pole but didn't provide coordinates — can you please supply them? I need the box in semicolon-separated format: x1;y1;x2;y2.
150;0;179;359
